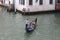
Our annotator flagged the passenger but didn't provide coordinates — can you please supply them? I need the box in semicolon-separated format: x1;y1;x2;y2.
32;20;35;25
29;22;34;30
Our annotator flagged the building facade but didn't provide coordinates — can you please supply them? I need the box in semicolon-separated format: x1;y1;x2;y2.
15;0;56;12
0;0;60;12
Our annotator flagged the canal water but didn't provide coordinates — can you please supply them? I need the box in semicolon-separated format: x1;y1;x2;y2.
0;7;60;40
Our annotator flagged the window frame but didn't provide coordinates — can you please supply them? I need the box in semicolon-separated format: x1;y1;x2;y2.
39;0;43;5
50;0;53;4
58;0;60;4
29;0;33;5
19;0;25;5
36;0;38;2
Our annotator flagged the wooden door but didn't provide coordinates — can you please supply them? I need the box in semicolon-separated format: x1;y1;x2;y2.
55;0;60;10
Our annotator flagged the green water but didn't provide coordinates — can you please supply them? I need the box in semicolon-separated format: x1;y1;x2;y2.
0;7;60;40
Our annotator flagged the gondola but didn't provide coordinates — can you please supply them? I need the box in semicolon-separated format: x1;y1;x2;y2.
25;18;37;32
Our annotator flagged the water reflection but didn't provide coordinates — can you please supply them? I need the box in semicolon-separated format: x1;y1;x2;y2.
24;31;33;40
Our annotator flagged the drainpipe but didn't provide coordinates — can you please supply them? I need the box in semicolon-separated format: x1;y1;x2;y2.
13;0;16;13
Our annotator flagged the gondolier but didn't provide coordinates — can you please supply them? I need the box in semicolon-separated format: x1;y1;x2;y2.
25;19;30;29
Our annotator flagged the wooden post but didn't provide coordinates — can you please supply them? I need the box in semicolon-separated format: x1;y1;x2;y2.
13;0;16;13
28;8;30;15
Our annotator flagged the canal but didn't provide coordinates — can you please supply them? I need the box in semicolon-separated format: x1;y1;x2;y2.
0;7;60;40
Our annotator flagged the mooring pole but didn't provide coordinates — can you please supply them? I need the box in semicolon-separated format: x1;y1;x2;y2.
13;0;16;13
28;8;30;15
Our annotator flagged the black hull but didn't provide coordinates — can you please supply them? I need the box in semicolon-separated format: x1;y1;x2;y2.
26;29;34;32
26;26;36;32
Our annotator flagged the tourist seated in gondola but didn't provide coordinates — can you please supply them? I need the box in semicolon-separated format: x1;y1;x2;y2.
27;22;34;30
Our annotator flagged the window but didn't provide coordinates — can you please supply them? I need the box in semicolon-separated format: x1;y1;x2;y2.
50;0;53;4
36;0;38;2
39;0;43;5
29;0;33;5
58;0;60;3
19;0;25;5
